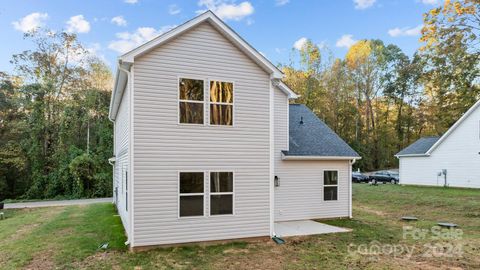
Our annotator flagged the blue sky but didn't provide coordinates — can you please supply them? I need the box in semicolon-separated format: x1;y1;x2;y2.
1;0;441;73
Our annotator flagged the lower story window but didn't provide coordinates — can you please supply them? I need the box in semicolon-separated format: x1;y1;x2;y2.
210;172;233;215
324;170;338;201
179;172;204;217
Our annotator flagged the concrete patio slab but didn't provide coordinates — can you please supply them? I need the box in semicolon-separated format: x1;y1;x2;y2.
275;220;351;237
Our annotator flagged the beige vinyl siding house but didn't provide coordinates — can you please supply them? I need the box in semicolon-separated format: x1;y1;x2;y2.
396;99;480;188
111;81;130;233
109;11;360;248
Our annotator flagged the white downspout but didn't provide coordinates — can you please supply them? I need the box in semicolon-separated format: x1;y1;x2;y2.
349;159;357;218
269;77;275;237
117;63;133;247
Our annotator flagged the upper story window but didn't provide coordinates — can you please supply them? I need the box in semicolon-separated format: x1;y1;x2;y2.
179;78;204;124
210;81;233;126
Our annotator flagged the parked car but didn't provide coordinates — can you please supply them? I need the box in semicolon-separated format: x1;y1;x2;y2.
352;172;369;183
369;171;399;184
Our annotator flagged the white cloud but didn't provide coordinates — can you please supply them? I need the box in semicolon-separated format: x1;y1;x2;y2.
275;0;289;6
108;25;176;54
353;0;376;9
12;12;48;32
275;48;286;54
111;16;127;26
420;0;439;5
169;4;181;15
197;0;254;21
388;25;423;37
66;15;90;33
336;34;356;48
293;37;308;50
124;0;138;4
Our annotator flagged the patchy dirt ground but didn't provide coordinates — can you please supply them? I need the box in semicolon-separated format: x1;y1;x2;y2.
1;185;479;270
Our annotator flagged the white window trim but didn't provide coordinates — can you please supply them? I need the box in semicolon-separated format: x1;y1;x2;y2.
323;169;339;202
177;76;207;126
208;171;235;217
177;171;206;219
207;79;235;127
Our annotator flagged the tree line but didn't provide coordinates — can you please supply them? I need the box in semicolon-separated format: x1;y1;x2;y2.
282;0;479;170
0;31;113;201
0;0;478;200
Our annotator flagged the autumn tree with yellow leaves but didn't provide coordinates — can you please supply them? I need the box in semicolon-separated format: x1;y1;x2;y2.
281;0;479;171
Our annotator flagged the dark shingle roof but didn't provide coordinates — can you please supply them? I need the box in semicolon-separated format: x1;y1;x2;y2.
282;104;360;157
396;136;440;156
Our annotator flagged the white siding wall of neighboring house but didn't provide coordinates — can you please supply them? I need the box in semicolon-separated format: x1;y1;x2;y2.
399;106;480;188
114;83;130;234
132;22;271;247
273;88;351;222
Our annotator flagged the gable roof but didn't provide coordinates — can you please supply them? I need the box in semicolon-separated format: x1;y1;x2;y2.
282;104;360;160
425;98;480;155
120;11;283;78
395;98;480;158
109;10;285;120
395;137;440;157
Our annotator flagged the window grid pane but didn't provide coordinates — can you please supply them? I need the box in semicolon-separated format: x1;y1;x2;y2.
179;78;204;101
180;172;204;193
179;102;204;124
324;187;338;201
210;104;233;125
210;195;233;215
210;172;233;192
180;196;204;217
210;81;233;103
324;171;338;185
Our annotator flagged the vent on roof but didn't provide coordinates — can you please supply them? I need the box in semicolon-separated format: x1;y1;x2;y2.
300;116;304;125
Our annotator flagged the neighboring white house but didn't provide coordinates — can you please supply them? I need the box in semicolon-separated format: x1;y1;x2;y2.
108;11;360;248
395;99;480;188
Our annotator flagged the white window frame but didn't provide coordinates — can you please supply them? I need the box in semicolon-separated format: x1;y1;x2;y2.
177;76;207;126
323;169;339;201
208;79;235;127
177;171;206;219
208;171;235;216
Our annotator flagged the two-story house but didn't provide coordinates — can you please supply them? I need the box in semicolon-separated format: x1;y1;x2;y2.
109;11;360;249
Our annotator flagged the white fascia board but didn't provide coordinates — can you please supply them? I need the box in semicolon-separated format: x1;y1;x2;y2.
109;62;131;120
426;98;480;155
282;154;361;161
119;11;283;79
395;153;430;158
274;80;299;99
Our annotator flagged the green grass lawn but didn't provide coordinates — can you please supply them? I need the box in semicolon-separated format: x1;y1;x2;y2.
1;184;479;269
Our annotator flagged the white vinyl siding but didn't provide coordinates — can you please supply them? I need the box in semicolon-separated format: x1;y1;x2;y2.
114;82;130;234
273;87;350;221
132;22;271;246
399;105;480;188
